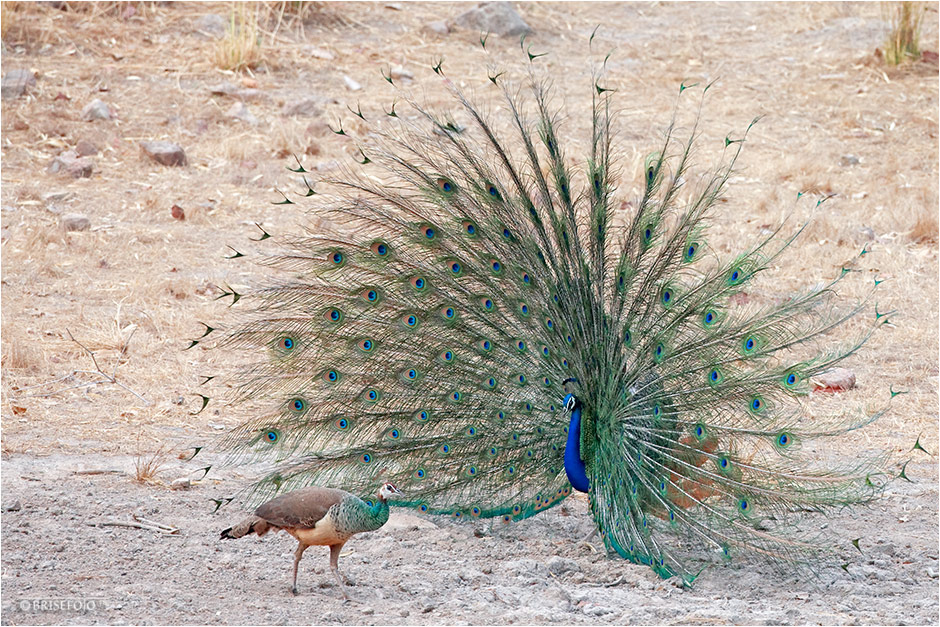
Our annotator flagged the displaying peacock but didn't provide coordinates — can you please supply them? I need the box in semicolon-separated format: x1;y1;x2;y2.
191;39;893;585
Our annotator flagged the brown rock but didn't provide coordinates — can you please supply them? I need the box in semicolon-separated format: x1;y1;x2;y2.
82;98;112;121
75;139;99;157
60;213;91;232
140;141;187;167
48;151;94;178
282;98;322;117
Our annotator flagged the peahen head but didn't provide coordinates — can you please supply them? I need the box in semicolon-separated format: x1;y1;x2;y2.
377;482;403;502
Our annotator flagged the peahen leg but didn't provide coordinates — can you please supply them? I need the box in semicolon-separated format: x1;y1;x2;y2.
290;543;308;595
329;543;350;601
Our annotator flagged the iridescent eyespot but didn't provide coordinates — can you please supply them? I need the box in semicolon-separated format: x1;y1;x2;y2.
324;308;343;323
777;432;791;448
402;368;419;381
360;288;381;304
516;374;526;385
484;377;497;389
654;343;665;361
750;397;764;412
485;184;501;200
360;453;372;464
728;267;745;285
447;260;462;275
521;272;531;284
661;288;673;307
414;410;429;422
419;503;429;512
643;225;654;243
334;418;349;430
450;391;462;402
694;424;706;439
545;318;554;330
410;276;428;291
440;350;454;362
496;410;506;420
541;346;550;357
387;428;400;439
623;328;632;346
738;499;750;513
289;398;306;413
413;469;425;479
439;444;450;454
328;250;344;265
481;298;494;311
519;303;529;316
462;220;479;237
488;447;498;456
358;339;375;352
370;241;390;257
684;242;699;262
542;377;551;386
502;227;512;240
265;430;279;442
783;371;800;388
466;466;477;476
708;368;722;385
436;177;455;194
364;389;380;402
703;309;719;328
516;340;526;352
277;337;295;351
322;369;340;383
490;259;502;274
442;306;456;320
402;313;419;328
420;225;437;240
478;339;492;352
718;457;731;471
471;507;481;517
465;427;476;437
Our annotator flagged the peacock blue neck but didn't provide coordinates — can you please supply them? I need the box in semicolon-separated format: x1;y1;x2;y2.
563;394;591;493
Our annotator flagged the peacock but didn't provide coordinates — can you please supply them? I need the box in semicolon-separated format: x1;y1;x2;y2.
191;39;893;585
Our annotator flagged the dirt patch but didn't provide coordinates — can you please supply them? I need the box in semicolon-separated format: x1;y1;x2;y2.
2;2;938;625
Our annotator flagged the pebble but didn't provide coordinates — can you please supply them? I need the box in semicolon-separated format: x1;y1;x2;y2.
547;556;581;575
1;69;36;100
282;98;322;117
140;141;187;166
49;151;94;178
82;98;112;121
841;154;860;166
2;500;22;512
226;102;258;125
60;214;91;231
194;14;227;38
343;75;362;91
424;20;450;35
303;46;335;60
75;139;99;157
452;1;532;37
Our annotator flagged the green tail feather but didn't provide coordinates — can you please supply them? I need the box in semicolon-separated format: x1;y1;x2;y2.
198;46;892;583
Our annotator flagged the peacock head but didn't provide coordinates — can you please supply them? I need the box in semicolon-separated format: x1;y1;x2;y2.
378;482;403;502
562;377;581;412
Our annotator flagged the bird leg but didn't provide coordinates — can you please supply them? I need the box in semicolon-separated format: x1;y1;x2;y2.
291;543;309;595
329;543;351;601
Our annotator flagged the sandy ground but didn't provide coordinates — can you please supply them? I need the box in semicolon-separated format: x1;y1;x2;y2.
1;2;938;625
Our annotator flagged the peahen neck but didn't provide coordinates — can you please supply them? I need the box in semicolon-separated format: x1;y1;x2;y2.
367;496;391;529
563;394;591;493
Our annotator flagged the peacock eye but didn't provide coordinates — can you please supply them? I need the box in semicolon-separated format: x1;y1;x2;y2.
436;177;456;195
370;241;390;257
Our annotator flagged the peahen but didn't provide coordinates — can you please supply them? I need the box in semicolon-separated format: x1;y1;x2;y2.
221;482;403;598
192;42;892;585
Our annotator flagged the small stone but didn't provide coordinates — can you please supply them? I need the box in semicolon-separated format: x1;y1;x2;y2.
927;567;938;579
303;46;335;60
140;141;187;167
60;214;91;232
390;65;414;81
171;204;185;220
399;609;410;618
584;605;615;617
208;82;263;102
2;69;36;100
3;500;22;512
840;154;860;167
812;367;856;392
82;98;112;121
452;2;532;37
49;151;94;178
343;75;362;91
194;14;227;38
170;478;191;490
547;556;581;575
424;20;450;35
226;102;258;125
360;607;374;615
75;139;99;157
282;98;322;117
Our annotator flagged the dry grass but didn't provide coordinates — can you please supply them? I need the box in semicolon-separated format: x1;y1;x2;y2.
883;1;928;65
214;4;264;73
134;439;170;484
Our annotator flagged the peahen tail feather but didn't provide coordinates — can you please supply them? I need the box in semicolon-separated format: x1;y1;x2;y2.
192;42;893;584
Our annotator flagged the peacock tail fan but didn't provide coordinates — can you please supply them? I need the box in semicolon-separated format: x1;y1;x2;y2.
192;37;894;583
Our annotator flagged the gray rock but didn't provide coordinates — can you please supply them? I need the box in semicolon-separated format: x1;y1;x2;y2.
2;69;36;100
282;98;322;117
49;151;94;178
424;20;450;35
389;65;414;81
343;75;362;91
226;102;258;125
208;82;263;102
140;141;187;166
2;500;22;512
584;604;616;617
60;214;91;232
303;46;335;61
841;154;860;166
452;2;531;37
547;556;581;575
75;139;99;157
194;14;227;38
82;98;112;121
502;558;548;577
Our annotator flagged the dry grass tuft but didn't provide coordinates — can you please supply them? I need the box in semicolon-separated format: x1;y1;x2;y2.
214;4;264;73
883;1;928;65
134;440;170;484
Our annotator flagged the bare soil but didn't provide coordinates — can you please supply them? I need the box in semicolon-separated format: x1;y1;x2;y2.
1;2;938;625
